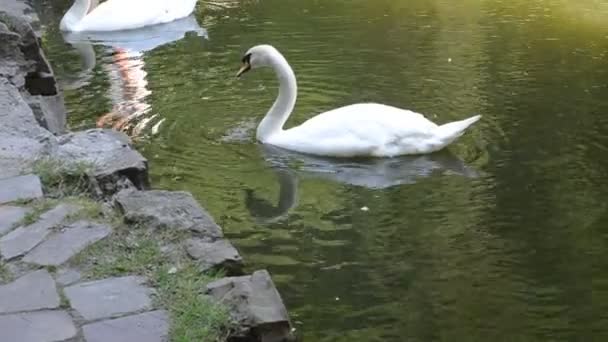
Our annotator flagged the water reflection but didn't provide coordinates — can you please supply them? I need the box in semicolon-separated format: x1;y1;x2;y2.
61;15;208;138
246;144;478;222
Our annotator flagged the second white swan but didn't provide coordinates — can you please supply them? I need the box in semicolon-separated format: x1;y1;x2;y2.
60;0;197;32
236;45;481;158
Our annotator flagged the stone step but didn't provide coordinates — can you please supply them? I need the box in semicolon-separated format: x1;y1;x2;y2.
64;276;153;321
0;269;59;314
0;310;77;342
0;174;43;204
82;310;169;342
0;205;30;236
23;220;111;266
0;203;79;260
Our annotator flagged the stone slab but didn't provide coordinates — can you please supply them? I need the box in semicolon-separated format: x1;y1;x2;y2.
0;310;77;342
0;269;59;314
82;310;169;342
207;270;293;341
23;220;111;266
0;174;43;204
186;238;243;275
0;203;79;260
65;276;153;321
116;190;223;238
0;205;30;236
55;268;82;286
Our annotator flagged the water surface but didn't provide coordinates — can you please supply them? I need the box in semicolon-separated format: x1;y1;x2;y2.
37;0;608;340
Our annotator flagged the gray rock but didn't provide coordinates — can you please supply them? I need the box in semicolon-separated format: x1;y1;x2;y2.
26;93;66;135
82;310;169;342
0;174;43;204
55;268;82;286
0;79;56;179
186;238;243;275
65;276;153;321
0;310;77;342
0;205;30;236
206;270;294;342
56;129;149;193
0;269;59;314
115;190;223;238
0;203;78;260
23;220;111;266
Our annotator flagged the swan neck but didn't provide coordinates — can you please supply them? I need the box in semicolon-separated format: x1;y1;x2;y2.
60;0;91;31
256;54;297;142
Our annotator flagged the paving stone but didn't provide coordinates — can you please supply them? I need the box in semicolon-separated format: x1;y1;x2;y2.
65;276;153;321
23;220;111;266
55;268;82;286
0;269;59;314
82;310;169;342
0;205;30;236
0;203;79;260
0;310;77;342
115;190;223;238
0;174;43;204
186;238;243;275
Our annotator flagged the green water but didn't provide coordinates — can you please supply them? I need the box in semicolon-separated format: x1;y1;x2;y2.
37;0;607;340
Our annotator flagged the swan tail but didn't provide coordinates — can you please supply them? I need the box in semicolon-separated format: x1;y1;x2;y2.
435;115;481;144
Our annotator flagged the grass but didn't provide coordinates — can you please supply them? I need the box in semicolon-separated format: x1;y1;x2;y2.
31;157;95;198
71;226;234;341
0;261;9;283
12;195;110;229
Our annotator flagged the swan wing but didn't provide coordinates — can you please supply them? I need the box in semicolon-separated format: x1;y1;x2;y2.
270;103;441;157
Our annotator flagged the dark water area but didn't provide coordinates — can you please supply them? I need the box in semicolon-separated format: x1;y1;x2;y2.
36;0;607;340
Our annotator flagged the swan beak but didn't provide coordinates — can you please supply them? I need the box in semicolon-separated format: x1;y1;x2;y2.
236;62;250;78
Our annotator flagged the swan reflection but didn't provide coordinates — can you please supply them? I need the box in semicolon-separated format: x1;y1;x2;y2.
246;144;478;222
61;15;207;138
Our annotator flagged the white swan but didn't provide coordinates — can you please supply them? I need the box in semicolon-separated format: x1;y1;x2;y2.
236;45;482;157
60;0;198;32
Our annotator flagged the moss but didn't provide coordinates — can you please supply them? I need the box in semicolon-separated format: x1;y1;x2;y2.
71;227;234;341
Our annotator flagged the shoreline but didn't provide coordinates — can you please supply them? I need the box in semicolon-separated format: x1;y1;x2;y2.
0;2;294;341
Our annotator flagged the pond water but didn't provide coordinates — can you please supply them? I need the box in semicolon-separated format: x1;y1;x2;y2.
36;0;607;340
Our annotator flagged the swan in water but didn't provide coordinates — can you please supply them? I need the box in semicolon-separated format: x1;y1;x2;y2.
60;0;198;32
236;45;482;158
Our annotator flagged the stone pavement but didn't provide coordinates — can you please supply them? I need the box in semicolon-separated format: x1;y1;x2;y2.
0;174;169;342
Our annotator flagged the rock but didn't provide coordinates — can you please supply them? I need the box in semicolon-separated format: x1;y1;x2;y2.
55;268;82;286
65;276;153;321
0;205;30;236
0;203;79;260
0;78;56;179
23;220;111;266
116;190;223;238
186;238;243;275
82;310;169;342
56;129;149;193
26;93;66;135
0;270;59;314
206;270;294;342
0;174;43;204
0;310;77;342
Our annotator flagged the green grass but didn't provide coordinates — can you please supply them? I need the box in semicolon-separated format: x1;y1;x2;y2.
12;196;110;229
31;157;94;197
71;227;234;341
18;198;59;226
0;261;9;283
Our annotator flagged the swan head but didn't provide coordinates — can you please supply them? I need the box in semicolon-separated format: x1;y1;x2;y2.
236;44;282;77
